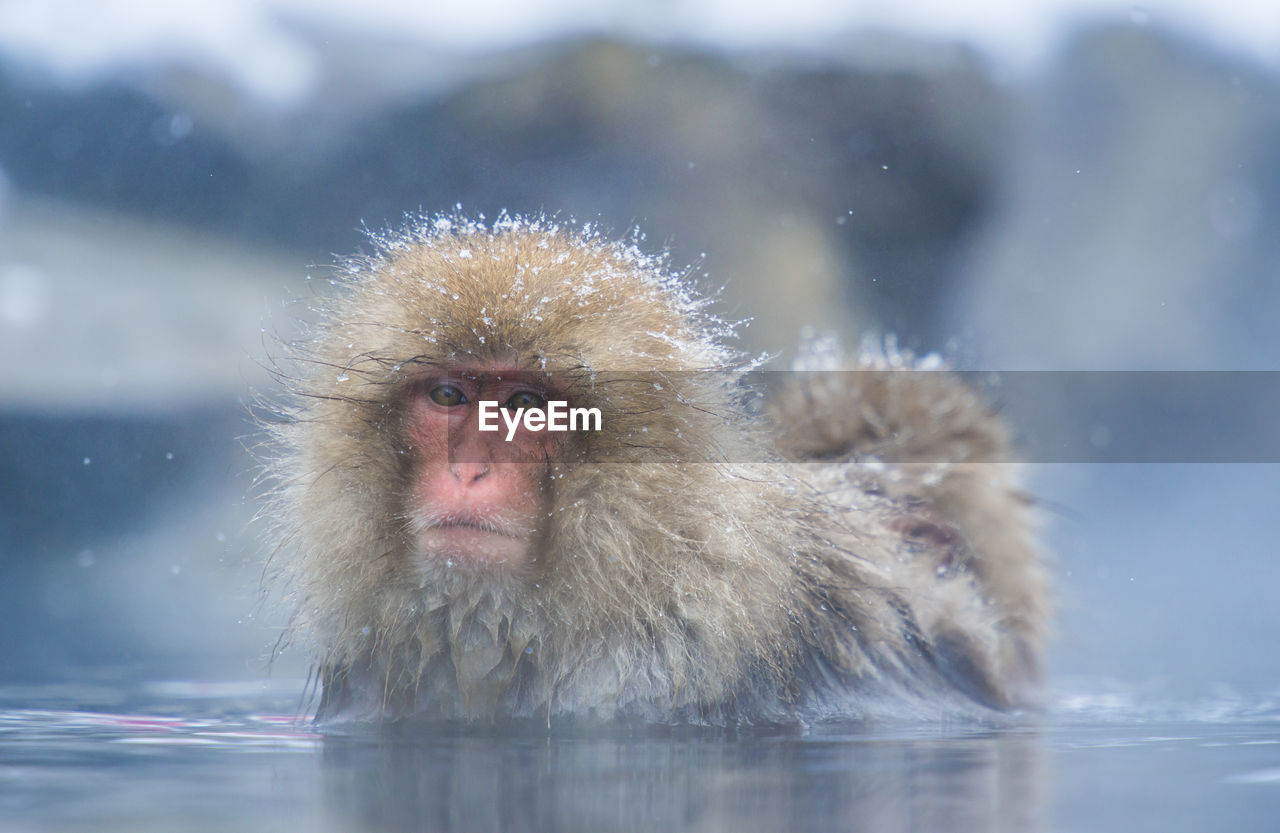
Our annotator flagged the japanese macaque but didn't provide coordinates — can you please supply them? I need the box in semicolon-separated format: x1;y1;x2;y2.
265;216;1049;724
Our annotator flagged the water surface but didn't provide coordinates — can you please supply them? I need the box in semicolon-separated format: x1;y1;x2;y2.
2;681;1277;832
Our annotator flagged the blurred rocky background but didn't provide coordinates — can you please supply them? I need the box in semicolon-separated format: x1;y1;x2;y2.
0;2;1277;706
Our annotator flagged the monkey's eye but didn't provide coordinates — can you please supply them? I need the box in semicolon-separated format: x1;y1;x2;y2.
504;391;546;411
428;385;467;407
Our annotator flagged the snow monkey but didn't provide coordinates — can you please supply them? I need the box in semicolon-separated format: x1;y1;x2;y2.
264;215;1049;724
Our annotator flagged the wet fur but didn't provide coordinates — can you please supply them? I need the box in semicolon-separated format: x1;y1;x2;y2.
263;216;1049;724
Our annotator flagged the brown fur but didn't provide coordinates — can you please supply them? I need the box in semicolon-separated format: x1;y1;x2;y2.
263;215;1049;724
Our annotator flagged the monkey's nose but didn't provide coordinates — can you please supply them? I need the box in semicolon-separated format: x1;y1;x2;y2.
449;462;490;483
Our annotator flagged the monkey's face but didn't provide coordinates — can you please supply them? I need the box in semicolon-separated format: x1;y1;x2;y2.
403;367;562;572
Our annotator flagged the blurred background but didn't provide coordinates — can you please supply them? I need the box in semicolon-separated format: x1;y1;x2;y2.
0;0;1277;710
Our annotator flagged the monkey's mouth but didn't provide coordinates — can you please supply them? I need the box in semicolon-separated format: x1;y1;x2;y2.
426;515;521;538
412;511;531;567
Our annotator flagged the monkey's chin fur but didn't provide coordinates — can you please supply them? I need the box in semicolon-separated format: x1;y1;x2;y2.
415;528;531;571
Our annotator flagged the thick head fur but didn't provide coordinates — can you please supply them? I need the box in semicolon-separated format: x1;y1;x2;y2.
264;215;1048;724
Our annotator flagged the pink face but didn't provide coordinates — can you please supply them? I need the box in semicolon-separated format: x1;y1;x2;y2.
404;368;563;570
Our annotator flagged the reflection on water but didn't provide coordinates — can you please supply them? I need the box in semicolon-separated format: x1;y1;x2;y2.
320;724;1042;833
1;681;1277;833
